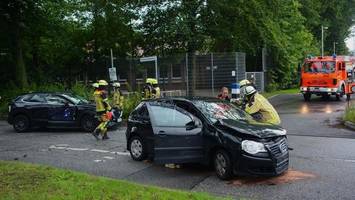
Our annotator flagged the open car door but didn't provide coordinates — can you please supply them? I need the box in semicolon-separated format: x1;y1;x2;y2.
147;102;204;164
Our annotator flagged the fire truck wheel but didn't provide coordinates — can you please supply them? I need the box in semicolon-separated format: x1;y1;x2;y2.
336;85;345;101
303;93;311;101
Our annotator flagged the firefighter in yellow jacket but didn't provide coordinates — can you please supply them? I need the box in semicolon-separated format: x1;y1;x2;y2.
143;78;160;99
93;80;112;140
241;85;281;125
112;82;124;110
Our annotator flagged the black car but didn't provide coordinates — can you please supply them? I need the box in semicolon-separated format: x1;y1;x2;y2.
8;92;98;132
126;97;289;180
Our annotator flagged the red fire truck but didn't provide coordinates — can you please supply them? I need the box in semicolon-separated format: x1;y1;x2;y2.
300;55;355;101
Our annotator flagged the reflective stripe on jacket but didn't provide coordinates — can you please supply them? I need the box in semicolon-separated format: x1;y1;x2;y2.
245;93;281;125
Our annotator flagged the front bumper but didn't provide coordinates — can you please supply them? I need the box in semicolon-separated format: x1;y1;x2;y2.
235;152;289;176
300;87;339;95
235;138;289;176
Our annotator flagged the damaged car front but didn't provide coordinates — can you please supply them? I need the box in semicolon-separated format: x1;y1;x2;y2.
193;100;289;177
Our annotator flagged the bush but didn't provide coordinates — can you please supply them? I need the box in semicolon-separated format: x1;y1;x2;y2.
344;104;355;123
122;92;142;119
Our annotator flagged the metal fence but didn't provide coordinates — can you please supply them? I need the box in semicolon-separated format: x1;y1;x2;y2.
86;52;265;97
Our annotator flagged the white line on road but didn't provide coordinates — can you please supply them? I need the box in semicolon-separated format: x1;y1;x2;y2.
48;145;130;156
90;149;110;153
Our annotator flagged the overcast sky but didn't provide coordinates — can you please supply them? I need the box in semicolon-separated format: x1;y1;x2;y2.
345;25;355;52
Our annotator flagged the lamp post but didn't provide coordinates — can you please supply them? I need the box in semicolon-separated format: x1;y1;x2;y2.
333;42;338;55
321;25;328;57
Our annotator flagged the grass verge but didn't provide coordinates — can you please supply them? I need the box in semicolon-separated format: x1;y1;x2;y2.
344;105;355;123
262;88;299;99
0;161;228;200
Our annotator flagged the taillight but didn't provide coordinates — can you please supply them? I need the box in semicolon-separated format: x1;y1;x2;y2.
333;79;337;85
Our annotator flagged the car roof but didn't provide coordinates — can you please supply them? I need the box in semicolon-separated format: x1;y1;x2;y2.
143;96;225;103
20;92;72;96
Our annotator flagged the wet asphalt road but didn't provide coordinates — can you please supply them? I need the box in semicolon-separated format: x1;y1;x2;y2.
0;94;355;200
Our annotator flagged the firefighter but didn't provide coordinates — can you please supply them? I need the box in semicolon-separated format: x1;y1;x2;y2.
143;78;160;99
241;85;281;125
93;80;112;140
151;78;161;98
112;82;124;110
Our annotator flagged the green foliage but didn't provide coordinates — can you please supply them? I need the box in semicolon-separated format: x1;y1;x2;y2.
1;0;354;90
0;161;227;200
122;92;142;119
344;104;355;123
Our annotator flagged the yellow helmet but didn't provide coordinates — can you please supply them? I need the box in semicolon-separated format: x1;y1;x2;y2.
98;80;108;86
92;83;99;88
146;78;157;84
239;79;251;87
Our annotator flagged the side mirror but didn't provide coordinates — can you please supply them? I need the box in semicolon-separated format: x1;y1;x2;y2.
185;121;196;131
185;118;201;131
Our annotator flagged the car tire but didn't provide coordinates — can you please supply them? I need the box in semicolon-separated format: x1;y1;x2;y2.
13;114;30;133
303;93;311;101
214;149;233;180
129;136;147;161
81;115;96;132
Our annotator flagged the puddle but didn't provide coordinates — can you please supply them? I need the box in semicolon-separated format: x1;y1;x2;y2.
229;169;316;186
323;117;347;129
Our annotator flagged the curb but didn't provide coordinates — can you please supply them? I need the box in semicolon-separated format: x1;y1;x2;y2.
344;121;355;131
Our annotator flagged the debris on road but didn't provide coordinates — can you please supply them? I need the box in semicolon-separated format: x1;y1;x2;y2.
229;169;315;186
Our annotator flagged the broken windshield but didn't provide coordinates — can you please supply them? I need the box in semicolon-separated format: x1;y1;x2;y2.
193;100;254;123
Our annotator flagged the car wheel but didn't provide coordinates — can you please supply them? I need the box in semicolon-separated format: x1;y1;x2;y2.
303;93;311;101
13;115;30;133
129;136;147;161
81;115;96;132
214;149;233;180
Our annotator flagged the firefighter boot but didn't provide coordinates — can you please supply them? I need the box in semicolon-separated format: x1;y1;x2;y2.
92;128;100;140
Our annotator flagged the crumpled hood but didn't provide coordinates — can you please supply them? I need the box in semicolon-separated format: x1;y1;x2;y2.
218;119;286;138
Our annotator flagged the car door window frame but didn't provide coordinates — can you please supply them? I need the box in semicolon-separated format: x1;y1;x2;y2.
147;102;195;128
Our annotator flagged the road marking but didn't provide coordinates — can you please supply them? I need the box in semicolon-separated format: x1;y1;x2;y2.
94;159;106;163
48;145;130;156
103;156;115;160
90;149;110;153
111;151;130;156
67;147;89;151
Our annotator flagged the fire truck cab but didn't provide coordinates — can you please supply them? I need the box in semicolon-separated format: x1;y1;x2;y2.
300;55;355;101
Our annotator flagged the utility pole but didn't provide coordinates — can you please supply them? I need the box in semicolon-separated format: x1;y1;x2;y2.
333;42;338;55
321;25;328;57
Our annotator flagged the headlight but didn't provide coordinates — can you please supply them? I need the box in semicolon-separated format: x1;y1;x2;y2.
300;87;307;91
241;140;267;154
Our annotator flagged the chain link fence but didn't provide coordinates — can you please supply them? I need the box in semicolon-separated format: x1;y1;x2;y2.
83;51;266;97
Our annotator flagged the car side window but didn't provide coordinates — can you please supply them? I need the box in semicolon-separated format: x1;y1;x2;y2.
150;105;192;127
22;94;45;103
45;95;69;105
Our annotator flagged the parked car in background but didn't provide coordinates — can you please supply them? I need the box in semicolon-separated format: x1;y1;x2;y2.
126;97;289;180
8;92;99;132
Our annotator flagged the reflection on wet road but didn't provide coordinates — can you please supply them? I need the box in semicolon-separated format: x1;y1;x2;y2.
270;94;355;138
